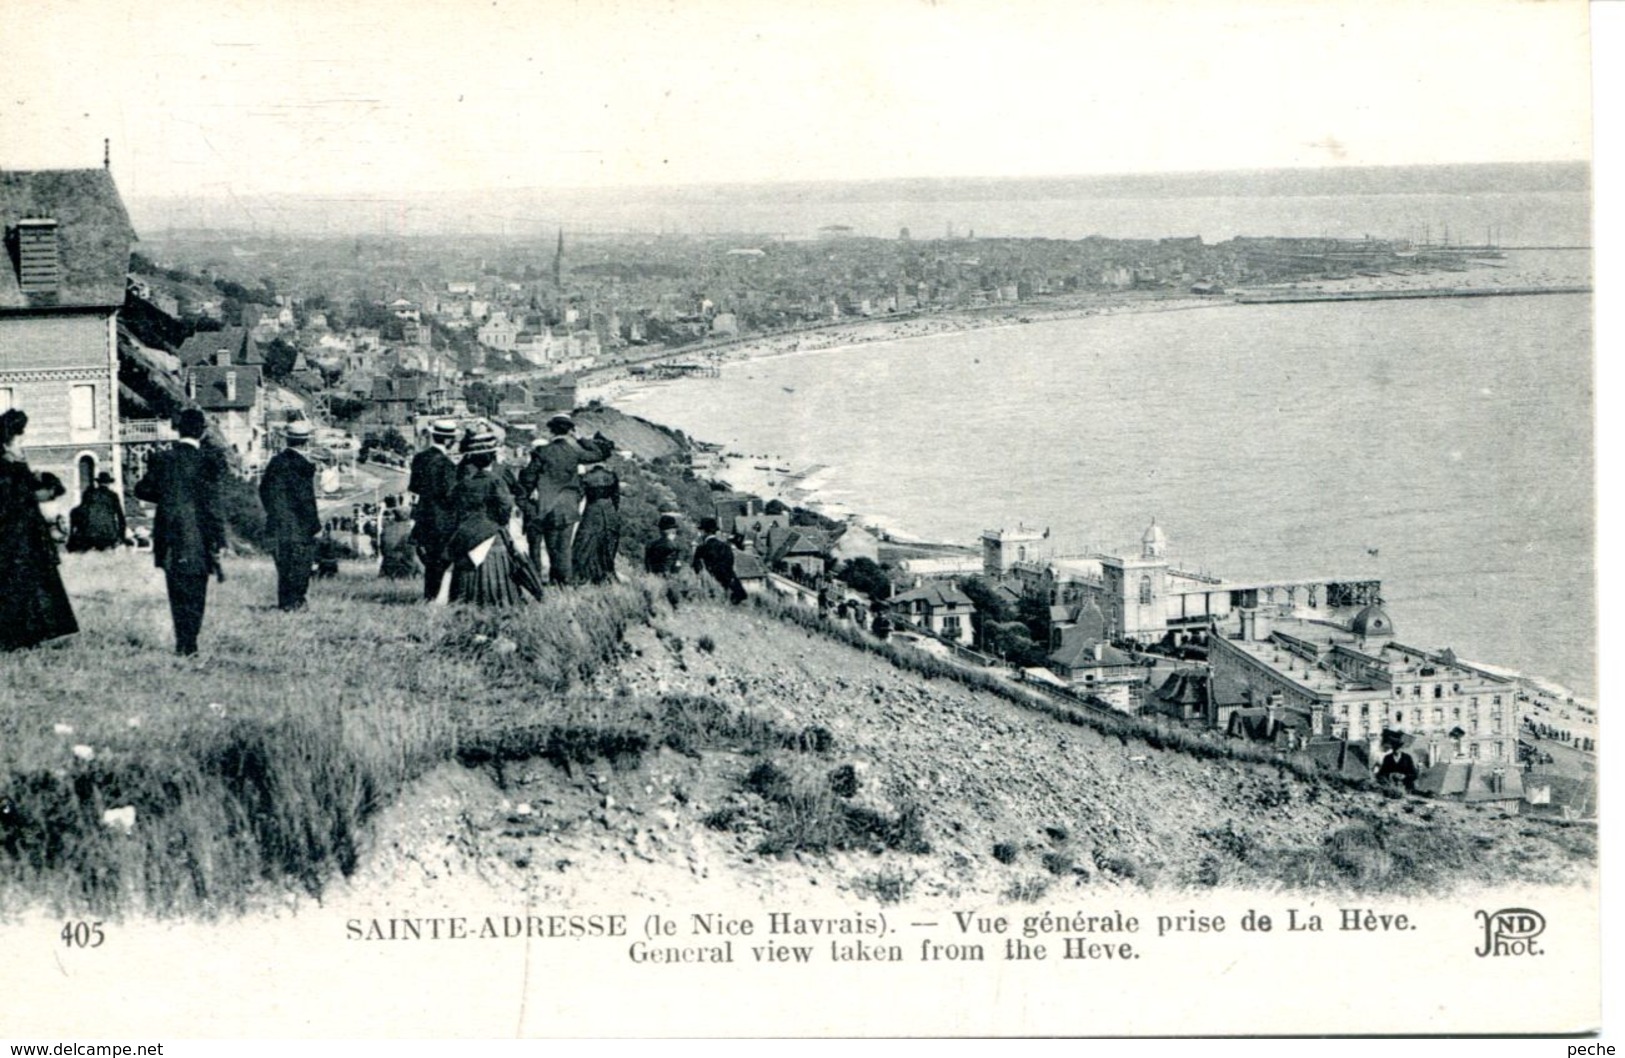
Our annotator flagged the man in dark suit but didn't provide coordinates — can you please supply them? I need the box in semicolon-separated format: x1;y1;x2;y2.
1376;729;1419;793
258;421;322;611
643;513;685;575
518;414;614;586
134;408;225;656
407;418;459;600
67;471;127;552
692;516;747;604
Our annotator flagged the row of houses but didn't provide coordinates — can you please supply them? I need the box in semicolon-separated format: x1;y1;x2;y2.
875;519;1554;813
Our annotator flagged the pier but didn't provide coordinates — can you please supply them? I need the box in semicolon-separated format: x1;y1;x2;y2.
1234;284;1590;306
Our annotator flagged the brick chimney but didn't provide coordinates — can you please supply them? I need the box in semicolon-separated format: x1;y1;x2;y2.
15;219;60;293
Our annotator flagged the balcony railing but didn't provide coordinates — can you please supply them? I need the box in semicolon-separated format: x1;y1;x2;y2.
119;419;172;444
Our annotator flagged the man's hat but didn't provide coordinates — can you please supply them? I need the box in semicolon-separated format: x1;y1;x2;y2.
1380;728;1406;750
176;408;208;439
698;516;720;534
94;471;115;484
547;414;575;435
462;430;499;457
658;514;679;532
430;418;458;438
286;421;314;444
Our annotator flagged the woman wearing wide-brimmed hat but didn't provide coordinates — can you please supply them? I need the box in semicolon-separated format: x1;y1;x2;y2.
0;409;79;649
443;429;531;606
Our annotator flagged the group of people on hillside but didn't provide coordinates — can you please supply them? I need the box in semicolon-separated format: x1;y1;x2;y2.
406;414;620;606
2;402;750;658
2;405;233;657
3;408;151;651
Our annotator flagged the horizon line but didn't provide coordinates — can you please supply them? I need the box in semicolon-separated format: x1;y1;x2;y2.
115;158;1593;203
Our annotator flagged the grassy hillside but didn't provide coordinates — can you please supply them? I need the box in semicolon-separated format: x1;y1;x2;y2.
0;552;1595;918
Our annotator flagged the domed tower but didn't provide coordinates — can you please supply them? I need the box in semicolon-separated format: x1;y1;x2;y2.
1350;603;1394;640
1141;518;1167;560
1099;519;1171;643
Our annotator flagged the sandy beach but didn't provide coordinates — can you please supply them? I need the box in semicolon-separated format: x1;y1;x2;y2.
582;249;1589;508
579;288;1225;409
581;248;1589;408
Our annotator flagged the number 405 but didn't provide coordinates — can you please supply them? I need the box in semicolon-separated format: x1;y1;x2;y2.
61;921;105;948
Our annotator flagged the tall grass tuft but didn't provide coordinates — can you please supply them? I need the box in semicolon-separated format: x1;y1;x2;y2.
0;556;704;916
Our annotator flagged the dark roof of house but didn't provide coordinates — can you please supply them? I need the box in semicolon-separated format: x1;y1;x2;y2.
734;551;768;579
188;364;260;411
1154;669;1208;707
734;512;789;536
1;169;134;310
766;525;833;564
890;582;975;610
1524;773;1595;814
1227;705;1312;742
1304;739;1374;779
1049;628;1135;671
1416;760;1523;802
177;327;261;369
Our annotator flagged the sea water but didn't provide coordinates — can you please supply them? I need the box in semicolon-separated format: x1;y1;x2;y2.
619;280;1595;700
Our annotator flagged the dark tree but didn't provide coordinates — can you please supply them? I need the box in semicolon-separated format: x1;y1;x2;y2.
463;381;501;418
838;557;891;600
326;396;368;423
263;337;301;382
1018;593;1053;649
986;620;1050;668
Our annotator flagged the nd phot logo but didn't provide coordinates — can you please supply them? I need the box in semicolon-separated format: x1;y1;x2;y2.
1474;908;1545;957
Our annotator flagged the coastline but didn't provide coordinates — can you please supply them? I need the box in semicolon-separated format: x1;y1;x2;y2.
583;249;1591;527
581;246;1590;407
580;289;1228;407
580;253;1595;709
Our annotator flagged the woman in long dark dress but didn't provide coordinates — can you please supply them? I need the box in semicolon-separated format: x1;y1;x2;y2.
444;432;528;606
570;464;620;585
0;410;78;650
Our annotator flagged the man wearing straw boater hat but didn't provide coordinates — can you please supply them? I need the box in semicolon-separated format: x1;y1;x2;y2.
518;413;614;586
408;418;460;600
258;420;322;611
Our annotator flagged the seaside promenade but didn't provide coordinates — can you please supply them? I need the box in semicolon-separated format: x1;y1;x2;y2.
580;247;1589;402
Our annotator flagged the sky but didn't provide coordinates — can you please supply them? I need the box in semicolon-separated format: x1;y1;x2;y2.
0;0;1595;201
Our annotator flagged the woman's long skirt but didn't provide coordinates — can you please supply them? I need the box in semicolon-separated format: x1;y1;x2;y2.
447;534;527;606
570;501;620;585
0;497;78;651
